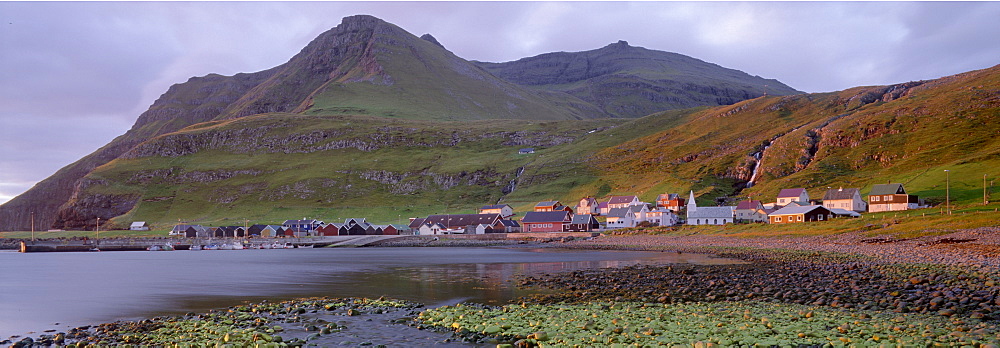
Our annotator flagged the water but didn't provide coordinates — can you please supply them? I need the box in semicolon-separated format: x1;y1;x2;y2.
0;247;736;337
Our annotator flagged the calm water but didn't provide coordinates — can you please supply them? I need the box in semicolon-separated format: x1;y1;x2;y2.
0;247;737;337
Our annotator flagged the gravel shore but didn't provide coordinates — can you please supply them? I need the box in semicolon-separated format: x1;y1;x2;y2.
558;227;1000;271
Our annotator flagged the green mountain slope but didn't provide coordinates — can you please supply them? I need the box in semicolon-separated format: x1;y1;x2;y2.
44;65;1000;230
476;40;802;118
591;64;1000;206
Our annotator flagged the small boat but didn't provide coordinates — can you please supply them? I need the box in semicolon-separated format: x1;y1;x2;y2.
147;245;162;251
163;243;175;251
296;244;313;248
219;243;234;250
231;242;244;250
203;244;220;250
190;245;202;251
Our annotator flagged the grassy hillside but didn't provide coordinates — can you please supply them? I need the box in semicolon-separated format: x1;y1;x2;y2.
74;113;647;230
590;65;1000;207
49;65;1000;232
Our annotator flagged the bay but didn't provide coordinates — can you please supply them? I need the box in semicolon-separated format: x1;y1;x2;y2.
0;246;737;337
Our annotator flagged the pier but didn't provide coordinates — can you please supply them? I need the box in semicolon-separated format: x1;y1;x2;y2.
18;237;337;253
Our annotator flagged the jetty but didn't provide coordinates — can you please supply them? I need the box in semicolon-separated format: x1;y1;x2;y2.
18;237;339;253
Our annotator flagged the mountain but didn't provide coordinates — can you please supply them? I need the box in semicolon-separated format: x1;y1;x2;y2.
0;15;808;231
23;64;1000;232
475;40;801;118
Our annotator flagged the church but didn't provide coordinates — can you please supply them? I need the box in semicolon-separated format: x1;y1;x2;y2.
685;191;735;225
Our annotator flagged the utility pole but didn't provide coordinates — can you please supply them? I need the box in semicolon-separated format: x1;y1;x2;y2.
986;174;989;206
944;170;950;215
96;217;101;239
30;211;35;242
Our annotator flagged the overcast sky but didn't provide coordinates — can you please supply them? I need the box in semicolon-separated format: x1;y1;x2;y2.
2;1;999;204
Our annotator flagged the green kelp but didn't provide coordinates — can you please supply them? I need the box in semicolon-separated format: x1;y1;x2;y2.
418;301;1000;346
21;297;417;347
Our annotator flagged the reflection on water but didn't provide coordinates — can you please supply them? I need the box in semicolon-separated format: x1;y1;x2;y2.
0;247;740;337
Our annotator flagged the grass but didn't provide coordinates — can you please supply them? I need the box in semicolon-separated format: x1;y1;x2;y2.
623;203;1000;239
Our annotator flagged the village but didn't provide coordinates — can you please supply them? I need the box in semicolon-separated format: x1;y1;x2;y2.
156;183;926;238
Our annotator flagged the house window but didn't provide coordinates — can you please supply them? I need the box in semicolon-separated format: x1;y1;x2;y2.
872;196;879;202
775;217;782;222
818;214;825;221
797;216;803;221
884;195;892;201
713;219;718;225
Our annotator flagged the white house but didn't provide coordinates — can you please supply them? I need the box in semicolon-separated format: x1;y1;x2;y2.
575;197;600;215
130;221;150;231
418;222;463;235
646;208;679;226
822;187;867;213
606;195;642;210
479;204;514;218
686;191;735;225
627;204;650;222
776;188;810;206
605;207;637;229
735;200;768;223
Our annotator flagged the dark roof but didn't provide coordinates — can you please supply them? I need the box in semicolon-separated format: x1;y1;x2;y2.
770;205;831;216
605;207;633;218
408;218;427;229
535;201;560;207
736;200;763;210
608;196;638;204
420;214;502;228
571;214;597;224
777;188;806;198
521;211;571;223
657;193;681;200
481;204;510;210
499;219;521;227
283;219;320;225
823;188;861;200
870;183;906;195
172;224;201;232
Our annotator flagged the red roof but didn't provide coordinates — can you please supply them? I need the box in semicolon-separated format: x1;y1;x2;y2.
736;200;763;210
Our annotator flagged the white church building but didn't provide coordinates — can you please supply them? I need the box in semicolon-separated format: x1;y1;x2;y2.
685;191;735;225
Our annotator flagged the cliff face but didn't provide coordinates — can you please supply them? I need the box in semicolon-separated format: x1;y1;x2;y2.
476;41;802;118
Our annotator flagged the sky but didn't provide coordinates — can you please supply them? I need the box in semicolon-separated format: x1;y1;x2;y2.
1;1;999;205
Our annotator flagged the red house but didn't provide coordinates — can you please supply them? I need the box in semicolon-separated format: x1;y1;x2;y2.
521;211;572;232
316;224;340;236
656;193;685;212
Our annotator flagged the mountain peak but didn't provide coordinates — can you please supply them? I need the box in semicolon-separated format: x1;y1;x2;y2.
605;40;631;50
420;33;445;49
338;14;386;29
